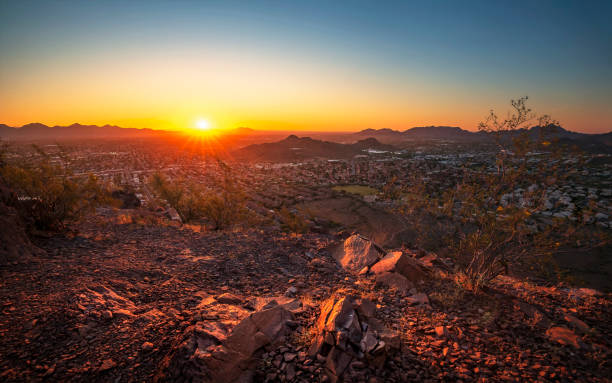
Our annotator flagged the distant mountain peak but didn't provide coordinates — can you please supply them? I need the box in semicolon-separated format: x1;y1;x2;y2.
21;123;49;129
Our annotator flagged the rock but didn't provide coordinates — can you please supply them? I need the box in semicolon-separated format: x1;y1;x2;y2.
315;296;356;334
514;301;551;328
101;310;113;320
333;235;385;273
284;352;297;362
406;293;429;306
285;286;298;297
309;293;400;383
113;308;135;318
216;292;243;305
360;330;378;353
286;362;296;380
165;207;182;223
369;251;429;282
355;299;376;319
563;314;589;333
325;347;353;377
156;305;294;383
142;342;154;351
546;326;584;349
573;288;603;298
374;272;413;294
99;359;116;371
435;326;449;338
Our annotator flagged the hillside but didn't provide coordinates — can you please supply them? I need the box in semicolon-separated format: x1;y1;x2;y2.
0;208;609;382
234;135;396;162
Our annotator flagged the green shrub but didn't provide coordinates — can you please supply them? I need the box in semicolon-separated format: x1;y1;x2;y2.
279;206;309;234
398;97;597;291
0;145;111;231
149;162;248;229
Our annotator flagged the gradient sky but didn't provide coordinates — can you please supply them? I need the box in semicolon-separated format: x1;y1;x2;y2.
1;0;611;133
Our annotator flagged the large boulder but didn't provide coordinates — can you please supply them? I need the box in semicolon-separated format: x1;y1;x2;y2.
369;251;429;282
333;235;385;273
309;294;400;383
374;272;413;294
156;304;294;383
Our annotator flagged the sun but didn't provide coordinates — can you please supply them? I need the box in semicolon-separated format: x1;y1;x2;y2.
196;118;211;131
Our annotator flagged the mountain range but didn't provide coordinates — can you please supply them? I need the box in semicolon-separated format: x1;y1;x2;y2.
352;125;612;152
1;123;610;153
353;125;609;141
0;123;172;140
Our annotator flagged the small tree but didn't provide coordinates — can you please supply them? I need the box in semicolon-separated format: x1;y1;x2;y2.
400;97;590;291
202;160;249;230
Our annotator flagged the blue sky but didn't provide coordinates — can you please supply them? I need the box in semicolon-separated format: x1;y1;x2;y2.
1;0;611;132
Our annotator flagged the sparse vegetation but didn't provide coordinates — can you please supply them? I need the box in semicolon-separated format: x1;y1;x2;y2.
332;184;378;196
0;144;111;231
150;161;249;229
278;206;309;234
398;98;603;291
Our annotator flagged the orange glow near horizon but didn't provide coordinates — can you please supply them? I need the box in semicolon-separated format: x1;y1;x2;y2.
1;2;611;134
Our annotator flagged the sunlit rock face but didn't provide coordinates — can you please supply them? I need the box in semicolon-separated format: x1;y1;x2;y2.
309;294;400;383
333;235;385;273
156;297;296;383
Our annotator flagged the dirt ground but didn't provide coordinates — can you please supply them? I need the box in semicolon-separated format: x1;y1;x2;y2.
0;209;611;382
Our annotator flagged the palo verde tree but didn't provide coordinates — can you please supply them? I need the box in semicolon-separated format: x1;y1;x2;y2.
400;97;591;291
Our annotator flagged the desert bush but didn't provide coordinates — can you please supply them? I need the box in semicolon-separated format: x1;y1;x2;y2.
0;144;111;231
278;206;309;234
149;161;248;229
399;97;596;291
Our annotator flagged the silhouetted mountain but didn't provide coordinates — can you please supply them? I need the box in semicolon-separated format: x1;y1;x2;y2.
403;126;475;139
234;135;396;162
0;123;173;140
351;125;611;152
352;126;479;142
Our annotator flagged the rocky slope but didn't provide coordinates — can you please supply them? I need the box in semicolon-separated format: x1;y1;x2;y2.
0;209;610;382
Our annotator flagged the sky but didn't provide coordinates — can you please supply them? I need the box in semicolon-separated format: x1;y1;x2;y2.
1;0;611;133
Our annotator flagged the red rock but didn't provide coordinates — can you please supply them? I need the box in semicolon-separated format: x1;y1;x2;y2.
316;296;356;333
545;326;583;349
369;251;429;282
375;272;413;294
355;298;377;319
99;359;116;371
435;326;449;338
514;301;551;328
216;292;243;305
406;293;429;306
325;347;352;377
333;235;384;273
563;314;589;333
